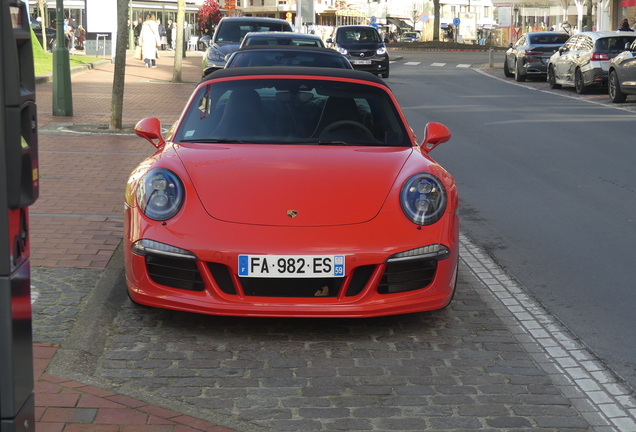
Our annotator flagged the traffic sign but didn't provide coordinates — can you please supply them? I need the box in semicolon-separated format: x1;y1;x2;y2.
453;17;461;26
420;13;429;23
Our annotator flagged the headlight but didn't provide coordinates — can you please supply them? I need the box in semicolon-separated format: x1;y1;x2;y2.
377;46;386;55
132;239;197;260
207;47;224;62
137;168;184;221
400;173;447;225
337;46;348;55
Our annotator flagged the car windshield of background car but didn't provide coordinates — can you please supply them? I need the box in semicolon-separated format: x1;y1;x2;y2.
217;22;290;43
175;78;409;146
603;36;636;52
529;34;569;44
227;50;351;69
244;36;323;47
337;28;381;43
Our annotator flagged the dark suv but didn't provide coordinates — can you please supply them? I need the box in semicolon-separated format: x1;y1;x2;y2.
202;17;292;77
329;25;389;78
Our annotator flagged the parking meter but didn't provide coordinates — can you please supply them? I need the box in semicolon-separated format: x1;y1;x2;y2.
0;1;39;431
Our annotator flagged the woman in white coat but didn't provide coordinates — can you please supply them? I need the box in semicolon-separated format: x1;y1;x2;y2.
139;13;161;68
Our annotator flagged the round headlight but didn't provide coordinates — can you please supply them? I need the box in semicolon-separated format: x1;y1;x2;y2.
400;173;447;225
137;168;185;221
377;46;387;55
337;46;348;55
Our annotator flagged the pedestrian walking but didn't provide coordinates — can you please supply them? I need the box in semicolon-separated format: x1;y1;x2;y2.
166;20;174;50
138;13;161;68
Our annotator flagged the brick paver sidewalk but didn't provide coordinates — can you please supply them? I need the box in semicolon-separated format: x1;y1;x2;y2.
31;50;239;432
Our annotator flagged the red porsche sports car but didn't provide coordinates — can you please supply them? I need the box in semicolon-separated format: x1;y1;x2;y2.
125;67;459;318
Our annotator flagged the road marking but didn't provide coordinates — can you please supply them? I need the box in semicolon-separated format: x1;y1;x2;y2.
456;64;471;68
404;62;421;65
431;62;446;67
460;231;636;432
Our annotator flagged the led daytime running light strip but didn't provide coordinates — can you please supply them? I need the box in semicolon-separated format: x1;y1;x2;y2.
132;239;197;260
386;244;450;263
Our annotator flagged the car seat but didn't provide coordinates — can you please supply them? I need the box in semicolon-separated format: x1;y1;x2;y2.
212;89;270;139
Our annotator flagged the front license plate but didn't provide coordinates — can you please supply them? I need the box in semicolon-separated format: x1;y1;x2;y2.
352;60;372;65
238;255;345;278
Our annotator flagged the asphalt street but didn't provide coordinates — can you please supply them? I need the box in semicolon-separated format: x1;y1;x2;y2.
29;49;636;432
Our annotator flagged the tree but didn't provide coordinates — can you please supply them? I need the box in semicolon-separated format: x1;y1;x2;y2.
109;0;128;130
37;0;47;50
410;4;421;32
198;0;222;33
173;0;186;83
433;0;441;40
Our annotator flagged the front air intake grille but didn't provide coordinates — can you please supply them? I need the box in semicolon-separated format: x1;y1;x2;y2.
239;277;344;297
345;265;375;297
350;50;377;58
207;262;237;295
378;258;437;294
145;254;204;291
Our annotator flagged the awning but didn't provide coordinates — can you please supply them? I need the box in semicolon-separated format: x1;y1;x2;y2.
622;0;636;6
387;17;411;30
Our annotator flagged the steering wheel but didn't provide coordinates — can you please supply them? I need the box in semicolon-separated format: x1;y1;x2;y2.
320;120;374;139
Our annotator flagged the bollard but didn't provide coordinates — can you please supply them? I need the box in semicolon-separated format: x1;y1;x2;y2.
489;47;494;68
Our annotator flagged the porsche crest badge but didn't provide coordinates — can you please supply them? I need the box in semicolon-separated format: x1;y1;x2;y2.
287;210;298;218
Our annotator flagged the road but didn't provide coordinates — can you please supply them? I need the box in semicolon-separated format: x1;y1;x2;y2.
388;49;636;391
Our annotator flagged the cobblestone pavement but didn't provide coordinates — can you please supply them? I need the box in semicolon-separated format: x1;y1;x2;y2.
30;50;636;432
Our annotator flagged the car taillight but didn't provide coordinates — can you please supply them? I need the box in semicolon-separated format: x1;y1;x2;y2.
521;50;542;60
591;52;610;61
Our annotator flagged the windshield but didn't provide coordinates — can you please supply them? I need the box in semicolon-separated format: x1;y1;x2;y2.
244;35;324;47
528;34;569;45
226;50;352;69
175;78;410;147
216;21;291;43
336;27;382;43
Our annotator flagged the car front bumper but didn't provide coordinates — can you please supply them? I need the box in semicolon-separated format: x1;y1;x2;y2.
125;205;459;318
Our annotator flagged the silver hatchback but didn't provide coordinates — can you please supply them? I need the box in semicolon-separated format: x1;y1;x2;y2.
547;31;636;94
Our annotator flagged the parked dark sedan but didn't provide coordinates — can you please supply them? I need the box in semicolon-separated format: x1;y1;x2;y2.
548;31;636;94
201;17;292;77
328;25;389;78
608;39;636;103
224;46;352;70
504;32;569;82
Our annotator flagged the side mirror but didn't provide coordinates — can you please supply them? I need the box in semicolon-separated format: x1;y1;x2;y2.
326;37;333;44
508;43;513;48
134;117;165;148
224;53;232;62
420;122;451;153
558;46;566;54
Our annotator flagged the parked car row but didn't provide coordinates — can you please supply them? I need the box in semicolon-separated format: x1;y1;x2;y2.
201;17;390;79
505;30;636;103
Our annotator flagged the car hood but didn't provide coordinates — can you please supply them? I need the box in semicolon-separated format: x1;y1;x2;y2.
175;144;412;226
337;42;383;51
212;41;240;57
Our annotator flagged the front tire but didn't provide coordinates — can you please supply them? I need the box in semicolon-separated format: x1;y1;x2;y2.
609;70;627;103
575;68;588;94
514;60;525;82
548;65;561;89
381;66;389;79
